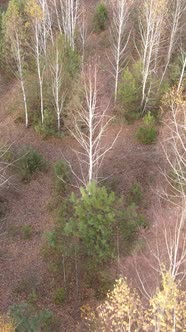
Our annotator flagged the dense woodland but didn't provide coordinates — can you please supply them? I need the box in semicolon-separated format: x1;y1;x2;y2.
0;0;186;331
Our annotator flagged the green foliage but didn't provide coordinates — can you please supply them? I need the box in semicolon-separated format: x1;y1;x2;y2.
118;61;142;122
16;147;46;182
127;182;143;205
53;287;65;305
136;112;158;144
9;303;53;332
53;160;70;193
63;182;118;263
93;2;108;32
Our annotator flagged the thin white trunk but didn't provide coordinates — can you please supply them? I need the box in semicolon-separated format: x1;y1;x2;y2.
15;32;28;128
35;23;44;124
51;46;65;131
109;0;131;102
139;0;166;111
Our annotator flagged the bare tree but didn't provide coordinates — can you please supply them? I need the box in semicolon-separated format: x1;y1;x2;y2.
161;0;186;84
144;89;186;283
67;66;120;187
53;0;80;50
4;1;29;127
49;42;66;131
26;0;52;124
161;89;186;280
78;8;88;64
109;0;132;101
138;0;167;112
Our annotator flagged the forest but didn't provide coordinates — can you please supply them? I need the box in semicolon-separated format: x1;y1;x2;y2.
0;0;186;331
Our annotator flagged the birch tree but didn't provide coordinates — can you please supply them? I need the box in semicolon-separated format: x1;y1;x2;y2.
78;8;88;64
3;0;29;127
68;66;119;187
160;88;186;281
49;38;66;131
26;0;49;124
138;0;167;112
161;0;186;83
53;0;80;50
109;0;132;101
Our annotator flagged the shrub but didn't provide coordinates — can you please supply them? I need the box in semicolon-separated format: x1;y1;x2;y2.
17;147;46;182
93;2;108;32
53;160;70;193
53;287;65;305
136;112;157;144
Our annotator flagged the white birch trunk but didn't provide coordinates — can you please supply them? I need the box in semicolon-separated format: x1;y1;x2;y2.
109;0;131;102
15;32;28;128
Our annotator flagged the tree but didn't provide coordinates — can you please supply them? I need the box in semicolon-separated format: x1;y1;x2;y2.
68;66;120;187
95;277;143;331
138;0;167;112
53;0;80;50
84;270;186;331
49;36;66;131
63;182;119;263
160;88;186;281
144;269;186;331
161;0;186;84
3;0;29;127
109;0;132;101
26;0;48;124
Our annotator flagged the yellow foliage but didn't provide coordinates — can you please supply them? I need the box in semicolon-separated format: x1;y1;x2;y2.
85;278;143;331
26;0;43;21
161;86;186;112
144;270;186;331
83;271;186;331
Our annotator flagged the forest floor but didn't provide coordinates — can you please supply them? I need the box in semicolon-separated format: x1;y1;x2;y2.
0;1;173;330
